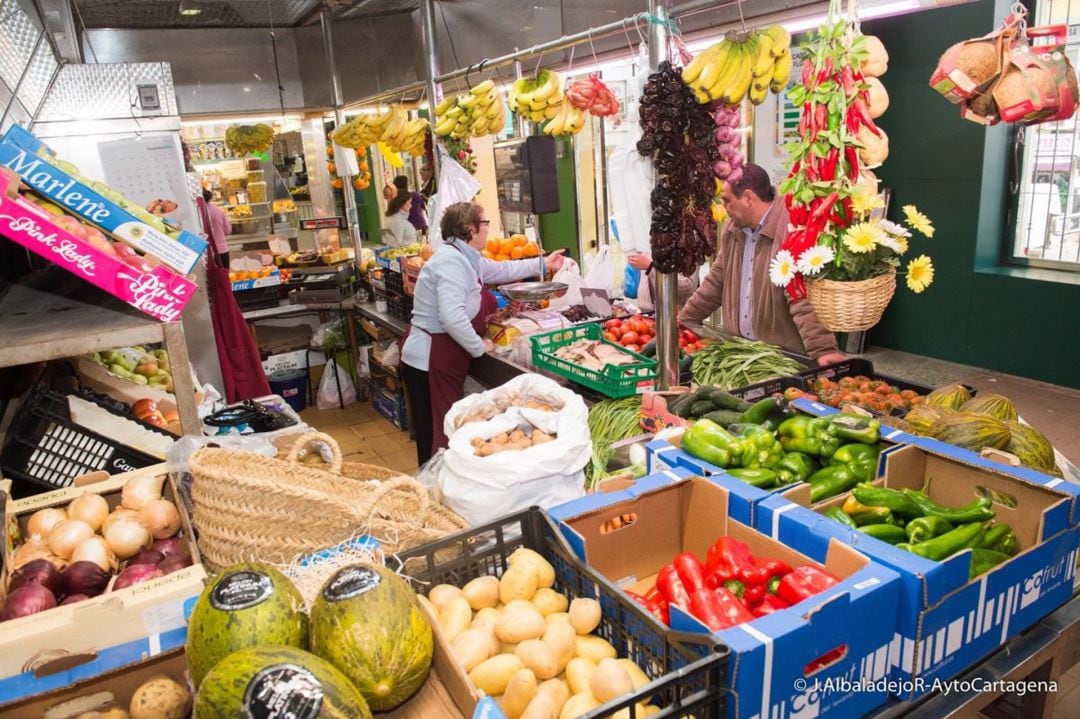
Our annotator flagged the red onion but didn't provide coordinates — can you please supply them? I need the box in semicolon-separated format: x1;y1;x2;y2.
151;537;183;558
8;558;63;596
157;553;193;575
113;564;162;590
1;584;57;620
127;549;164;567
60;594;90;606
61;561;111;598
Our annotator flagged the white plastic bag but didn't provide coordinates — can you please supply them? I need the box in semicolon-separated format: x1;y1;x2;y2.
547;257;583;309
429;146;482;247
316;360;358;409
438;411;589;526
582;243;624;297
443;372;588;441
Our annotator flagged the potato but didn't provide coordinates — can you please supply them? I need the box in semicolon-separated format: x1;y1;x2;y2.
565;657;596;696
462;575;500;610
129;675;191;719
471;609;503;655
543;620;577;673
574;635;617;663
641;706;661;717
617;658;650;691
568;598;601;635
538;678;570;717
500;562;540;604
509;548;556;588
430;584;463;612
500;668;538;719
440;596;473;641
471;654;525;696
520;692;556;719
560;693;601;719
545;612;571;625
501;641;520;655
505;599;539;615
531;588;569;617
590;658;633;704
496;607;545;644
516;639;559;680
451;629;493;672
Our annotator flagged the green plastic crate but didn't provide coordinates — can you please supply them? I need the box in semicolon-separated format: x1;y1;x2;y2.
530;323;658;397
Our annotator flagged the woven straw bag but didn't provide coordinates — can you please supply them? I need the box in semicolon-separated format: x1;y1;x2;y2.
189;432;467;572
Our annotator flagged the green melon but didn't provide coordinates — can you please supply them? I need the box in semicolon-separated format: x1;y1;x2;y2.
925;384;972;411
903;404;952;435
927;412;1011;452
187;562;309;687
1005;420;1056;472
194;645;371;719
310;564;433;711
961;394;1018;421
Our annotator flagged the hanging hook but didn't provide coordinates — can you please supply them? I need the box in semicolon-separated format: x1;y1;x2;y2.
588;27;601;74
533;49;546;78
622;17;637;59
736;0;748;34
566;44;576;76
464;62;476;90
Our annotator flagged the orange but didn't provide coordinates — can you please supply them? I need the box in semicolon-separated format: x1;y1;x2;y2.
228;271;238;282
495;253;510;262
481;249;494;259
356;146;367;157
510;246;524;259
359;161;369;172
326;146;334;158
485;238;500;254
331;178;344;189
499;238;514;255
511;234;527;247
523;242;540;257
328;163;337;174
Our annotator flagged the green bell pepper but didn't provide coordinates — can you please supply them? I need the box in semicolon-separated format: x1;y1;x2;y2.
740;398;778;425
827;506;858;528
841;496;895;526
730;424;783;469
774;452;817;484
808;466;859;503
900;490;996;524
904;516;955;544
968;548;1011;579
726;468;780;488
778;416;839;457
904;522;986;562
829;443;882;467
851;485;925;520
859;524;909;544
682;419;744;469
826;413;881;444
979;524;1020;557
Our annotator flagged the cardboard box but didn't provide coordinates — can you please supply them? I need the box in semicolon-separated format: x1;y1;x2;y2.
0;171;197;323
550;476;900;719
756;443;1080;699
0;645;188;717
0;125;207;275
0;467;206;690
639;388;692;433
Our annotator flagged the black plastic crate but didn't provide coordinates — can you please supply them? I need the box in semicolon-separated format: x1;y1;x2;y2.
233;284;281;311
1;379;168;496
798;358;934;395
386;294;413;323
729;375;809;402
396;509;729;719
384;267;406;297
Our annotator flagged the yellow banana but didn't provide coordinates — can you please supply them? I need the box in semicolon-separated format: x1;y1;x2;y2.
435;97;456;115
770;50;793;93
753;35;776;78
471;79;495;96
531;70;560;102
484;101;500;120
763;25;791;57
696;44;729;92
434;116;457;136
721;43;754;105
544;104;560;120
749;79;769;105
707;42;743;101
682;44;717;85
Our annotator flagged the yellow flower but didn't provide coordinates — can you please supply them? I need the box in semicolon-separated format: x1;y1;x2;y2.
902;205;935;238
906;255;934;293
842;222;884;254
851;190;885;217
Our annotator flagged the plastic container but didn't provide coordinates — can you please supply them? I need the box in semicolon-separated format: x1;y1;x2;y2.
268;369;307;413
246;170;265;184
396;508;729;719
530;323;657;398
247;181;267;203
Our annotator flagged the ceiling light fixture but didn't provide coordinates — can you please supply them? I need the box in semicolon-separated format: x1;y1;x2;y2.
178;1;202;17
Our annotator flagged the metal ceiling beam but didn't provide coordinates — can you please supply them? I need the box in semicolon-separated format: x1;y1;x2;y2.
33;0;81;63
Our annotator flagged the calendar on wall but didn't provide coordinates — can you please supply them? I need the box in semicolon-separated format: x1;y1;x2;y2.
98;133;201;236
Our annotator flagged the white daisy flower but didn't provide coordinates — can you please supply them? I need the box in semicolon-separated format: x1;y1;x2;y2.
877;219;912;238
769;250;797;287
877;234;906;254
796;245;836;275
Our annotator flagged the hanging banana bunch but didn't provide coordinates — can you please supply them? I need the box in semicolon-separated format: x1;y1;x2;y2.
434;80;508;140
682;25;792;106
507;70;565;124
224;124;275;155
333;106;428;157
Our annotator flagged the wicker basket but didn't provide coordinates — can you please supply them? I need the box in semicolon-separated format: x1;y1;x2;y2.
806;268;897;333
189;432;467;572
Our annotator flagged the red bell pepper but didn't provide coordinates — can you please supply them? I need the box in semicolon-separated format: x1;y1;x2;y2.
656;564;691;610
625;589;671;626
751;593;791;618
643;585;662;604
755;557;793;583
805;646;847;675
744;583;766;607
777;566;841;606
690;587;754;631
673;552;708;593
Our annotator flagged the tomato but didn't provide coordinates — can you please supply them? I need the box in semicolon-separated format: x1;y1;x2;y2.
603;331;617;342
620;331;639;346
684;330;699;343
629;318;647;335
625;344;640;353
605;319;621;330
608;325;623;339
638;334;652;345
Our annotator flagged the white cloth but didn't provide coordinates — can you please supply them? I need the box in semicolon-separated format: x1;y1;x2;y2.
384;211;417;247
401;238;544;371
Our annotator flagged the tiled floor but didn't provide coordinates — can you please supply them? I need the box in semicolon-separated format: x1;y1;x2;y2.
300;348;1080;715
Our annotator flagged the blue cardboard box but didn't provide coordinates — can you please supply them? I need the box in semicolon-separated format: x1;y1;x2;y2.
550;475;901;719
757;443;1080;700
0;125;207;274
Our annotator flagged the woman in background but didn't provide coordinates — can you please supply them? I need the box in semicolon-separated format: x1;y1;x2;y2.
384;191;417;247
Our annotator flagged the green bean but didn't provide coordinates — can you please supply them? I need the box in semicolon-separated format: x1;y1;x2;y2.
690;338;804;389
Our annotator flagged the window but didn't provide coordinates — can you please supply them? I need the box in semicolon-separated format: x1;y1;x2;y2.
1012;1;1080;269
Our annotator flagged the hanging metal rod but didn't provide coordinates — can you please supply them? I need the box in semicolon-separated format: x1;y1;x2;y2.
668;0;745;21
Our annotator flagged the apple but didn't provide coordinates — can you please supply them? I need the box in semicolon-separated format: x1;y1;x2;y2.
161;408;180;424
142;412;167;428
53;215;89;241
134;359;159;377
132;398;157;416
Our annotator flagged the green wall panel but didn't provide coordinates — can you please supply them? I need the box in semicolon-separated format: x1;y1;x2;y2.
538;136;581;263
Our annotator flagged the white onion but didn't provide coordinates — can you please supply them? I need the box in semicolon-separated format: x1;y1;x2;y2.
47;520;95;559
102;508;141;535
70;536;117;571
120;474;165;510
67;493;109;531
139;499;182;540
13;538;56;570
26;507;67;539
104;517;151;559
